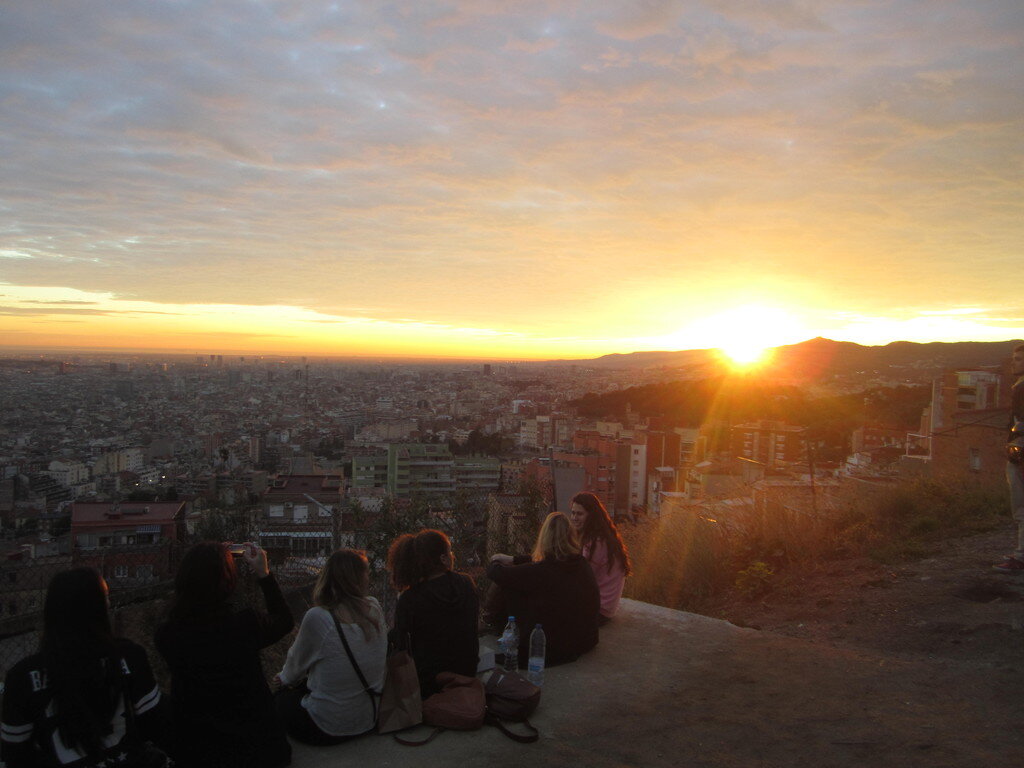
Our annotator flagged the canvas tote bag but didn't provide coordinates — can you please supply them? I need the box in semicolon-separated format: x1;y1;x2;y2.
377;648;423;734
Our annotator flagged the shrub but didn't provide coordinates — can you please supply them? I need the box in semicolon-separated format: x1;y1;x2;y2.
623;512;731;610
734;561;774;598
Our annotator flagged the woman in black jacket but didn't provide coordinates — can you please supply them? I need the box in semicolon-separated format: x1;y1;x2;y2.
487;512;600;667
155;542;294;768
387;529;478;697
1;568;170;768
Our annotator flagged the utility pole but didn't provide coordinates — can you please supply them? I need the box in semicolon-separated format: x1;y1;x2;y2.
805;431;818;516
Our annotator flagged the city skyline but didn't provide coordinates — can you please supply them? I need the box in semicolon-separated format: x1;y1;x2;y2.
2;1;1023;359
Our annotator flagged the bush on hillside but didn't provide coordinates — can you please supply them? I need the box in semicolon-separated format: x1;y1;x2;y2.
622;475;1009;611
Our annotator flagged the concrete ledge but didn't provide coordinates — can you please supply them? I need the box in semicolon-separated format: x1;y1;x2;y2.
290;598;1024;768
291;600;750;768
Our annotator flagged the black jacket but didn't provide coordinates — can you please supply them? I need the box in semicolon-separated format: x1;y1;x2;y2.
391;570;479;697
487;554;600;666
155;574;294;768
1;639;169;768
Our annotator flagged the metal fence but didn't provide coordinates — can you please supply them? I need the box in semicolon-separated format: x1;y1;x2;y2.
0;491;552;685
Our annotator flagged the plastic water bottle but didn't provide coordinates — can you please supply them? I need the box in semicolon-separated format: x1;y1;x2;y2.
500;616;518;672
527;624;546;686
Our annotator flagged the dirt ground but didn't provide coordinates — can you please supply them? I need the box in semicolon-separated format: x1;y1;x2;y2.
631;521;1024;767
701;521;1024;668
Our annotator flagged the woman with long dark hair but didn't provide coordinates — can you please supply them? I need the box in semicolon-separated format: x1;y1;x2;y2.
155;542;293;768
1;568;168;767
568;492;632;622
274;549;386;745
387;529;478;697
486;512;600;665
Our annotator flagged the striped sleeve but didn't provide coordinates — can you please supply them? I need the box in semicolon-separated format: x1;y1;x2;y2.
118;642;170;750
133;684;162;716
0;721;33;744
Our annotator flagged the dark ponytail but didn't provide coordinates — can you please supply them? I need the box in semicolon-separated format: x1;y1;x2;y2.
387;529;452;590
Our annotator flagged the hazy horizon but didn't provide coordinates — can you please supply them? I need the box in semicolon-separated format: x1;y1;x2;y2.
2;334;1021;366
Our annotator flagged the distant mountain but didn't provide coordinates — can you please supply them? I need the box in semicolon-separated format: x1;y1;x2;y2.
544;348;713;369
767;337;1016;379
543;337;1020;380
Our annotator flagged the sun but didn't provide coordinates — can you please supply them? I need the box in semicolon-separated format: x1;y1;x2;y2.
720;340;770;367
668;303;805;369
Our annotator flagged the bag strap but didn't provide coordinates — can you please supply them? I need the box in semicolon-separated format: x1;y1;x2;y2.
393;727;443;746
485;713;539;744
329;610;379;721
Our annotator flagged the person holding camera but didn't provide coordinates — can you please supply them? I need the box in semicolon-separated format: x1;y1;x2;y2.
156;542;293;768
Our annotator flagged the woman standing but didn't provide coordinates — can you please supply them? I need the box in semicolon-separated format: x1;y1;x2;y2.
487;512;600;666
275;549;386;745
156;542;293;768
1;568;169;768
387;530;478;697
569;492;632;622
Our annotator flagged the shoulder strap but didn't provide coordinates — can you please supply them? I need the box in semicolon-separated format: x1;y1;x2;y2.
328;610;379;721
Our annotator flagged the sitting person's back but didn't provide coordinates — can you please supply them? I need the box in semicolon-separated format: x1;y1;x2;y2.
275;549;386;745
387;530;479;697
155;542;293;768
487;512;600;666
1;568;170;768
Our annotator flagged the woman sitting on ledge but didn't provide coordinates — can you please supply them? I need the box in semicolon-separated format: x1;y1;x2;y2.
1;568;170;768
275;549;386;745
487;511;600;667
388;529;479;697
569;492;632;623
156;542;294;768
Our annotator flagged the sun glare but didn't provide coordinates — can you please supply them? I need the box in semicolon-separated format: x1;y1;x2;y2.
720;341;769;367
670;303;806;369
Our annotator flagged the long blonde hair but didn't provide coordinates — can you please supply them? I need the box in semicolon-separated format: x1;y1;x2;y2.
313;549;380;640
532;512;580;562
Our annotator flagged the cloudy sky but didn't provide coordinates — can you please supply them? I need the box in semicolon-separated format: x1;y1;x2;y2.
2;0;1022;358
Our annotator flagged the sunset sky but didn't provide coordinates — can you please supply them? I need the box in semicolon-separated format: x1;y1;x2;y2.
2;0;1022;359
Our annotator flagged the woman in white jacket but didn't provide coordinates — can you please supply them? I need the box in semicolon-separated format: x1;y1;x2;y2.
274;549;386;745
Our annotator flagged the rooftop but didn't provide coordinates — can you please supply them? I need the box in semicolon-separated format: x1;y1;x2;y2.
265;475;342;496
70;501;185;524
289;598;1020;768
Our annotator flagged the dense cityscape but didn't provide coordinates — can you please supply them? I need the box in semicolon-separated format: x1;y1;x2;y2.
1;343;1014;587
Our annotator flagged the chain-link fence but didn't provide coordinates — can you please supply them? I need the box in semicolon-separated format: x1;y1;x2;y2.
0;544;192;687
0;489;553;688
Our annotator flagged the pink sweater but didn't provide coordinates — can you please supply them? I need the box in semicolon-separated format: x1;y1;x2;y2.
582;539;625;618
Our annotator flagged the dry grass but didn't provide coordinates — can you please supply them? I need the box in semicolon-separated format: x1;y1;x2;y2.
622;475;1009;612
